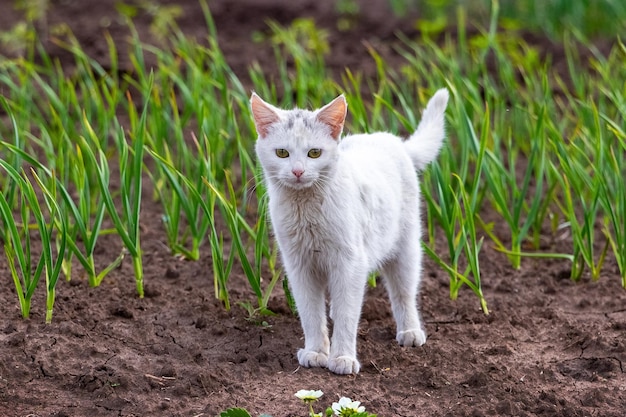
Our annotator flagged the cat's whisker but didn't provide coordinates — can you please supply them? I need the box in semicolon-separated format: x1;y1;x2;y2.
243;175;263;207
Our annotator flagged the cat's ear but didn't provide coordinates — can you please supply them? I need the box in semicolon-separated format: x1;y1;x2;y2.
316;95;347;140
250;93;281;138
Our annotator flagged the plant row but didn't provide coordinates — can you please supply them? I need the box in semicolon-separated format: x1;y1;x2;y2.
0;3;624;321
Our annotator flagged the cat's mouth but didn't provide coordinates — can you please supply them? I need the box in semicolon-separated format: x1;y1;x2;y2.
281;175;315;190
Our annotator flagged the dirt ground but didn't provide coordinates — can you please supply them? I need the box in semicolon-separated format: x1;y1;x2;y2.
0;1;624;416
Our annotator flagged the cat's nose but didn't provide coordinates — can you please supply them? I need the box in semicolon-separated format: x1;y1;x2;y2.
292;162;305;178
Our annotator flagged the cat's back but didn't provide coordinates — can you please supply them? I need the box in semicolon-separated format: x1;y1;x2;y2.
339;131;402;152
339;132;413;175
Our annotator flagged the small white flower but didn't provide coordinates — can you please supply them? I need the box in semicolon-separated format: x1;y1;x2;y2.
332;397;366;416
295;389;324;402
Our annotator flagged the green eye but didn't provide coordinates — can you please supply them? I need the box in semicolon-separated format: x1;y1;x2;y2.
275;149;289;158
307;148;322;158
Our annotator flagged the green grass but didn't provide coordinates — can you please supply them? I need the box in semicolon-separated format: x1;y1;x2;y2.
398;0;626;40
0;0;624;320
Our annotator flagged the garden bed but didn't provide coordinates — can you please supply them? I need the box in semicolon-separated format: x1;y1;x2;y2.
0;1;624;416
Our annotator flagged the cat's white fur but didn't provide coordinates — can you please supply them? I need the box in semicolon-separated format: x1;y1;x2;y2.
251;89;449;375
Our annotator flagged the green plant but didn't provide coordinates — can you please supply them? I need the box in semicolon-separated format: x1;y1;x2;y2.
204;173;281;315
77;97;147;297
0;162;66;323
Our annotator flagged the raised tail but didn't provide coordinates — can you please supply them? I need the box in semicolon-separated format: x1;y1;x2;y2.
404;88;450;171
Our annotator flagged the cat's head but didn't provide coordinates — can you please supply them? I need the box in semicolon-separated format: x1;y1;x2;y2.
251;93;347;190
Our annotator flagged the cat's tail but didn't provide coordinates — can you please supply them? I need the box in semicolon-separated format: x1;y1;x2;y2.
404;88;450;171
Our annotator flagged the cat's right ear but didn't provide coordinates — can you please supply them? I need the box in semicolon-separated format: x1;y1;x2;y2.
250;93;280;139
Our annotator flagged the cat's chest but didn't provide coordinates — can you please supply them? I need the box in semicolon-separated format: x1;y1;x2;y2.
270;196;343;253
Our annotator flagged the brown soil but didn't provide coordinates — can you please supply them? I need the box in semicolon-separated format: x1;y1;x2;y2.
0;1;624;416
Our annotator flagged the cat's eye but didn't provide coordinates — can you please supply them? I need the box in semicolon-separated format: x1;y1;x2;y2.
275;149;289;158
307;148;322;159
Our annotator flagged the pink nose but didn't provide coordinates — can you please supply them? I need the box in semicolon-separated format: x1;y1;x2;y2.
292;168;304;178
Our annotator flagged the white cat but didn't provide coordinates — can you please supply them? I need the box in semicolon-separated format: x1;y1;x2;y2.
251;89;449;374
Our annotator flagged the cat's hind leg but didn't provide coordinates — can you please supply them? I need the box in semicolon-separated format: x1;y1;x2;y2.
381;238;427;347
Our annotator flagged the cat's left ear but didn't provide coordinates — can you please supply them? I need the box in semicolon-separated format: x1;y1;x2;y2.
316;95;347;140
250;92;281;139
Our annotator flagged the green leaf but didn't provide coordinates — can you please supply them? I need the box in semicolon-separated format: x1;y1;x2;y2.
219;408;253;417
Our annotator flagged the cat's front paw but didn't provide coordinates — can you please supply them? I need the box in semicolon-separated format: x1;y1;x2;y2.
397;328;427;347
328;355;360;375
297;349;329;368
